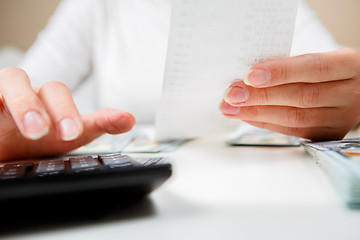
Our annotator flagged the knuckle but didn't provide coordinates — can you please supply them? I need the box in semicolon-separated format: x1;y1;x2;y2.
278;60;289;81
244;106;259;120
11;94;40;110
252;88;270;104
260;88;270;103
95;114;115;134
39;81;76;115
307;54;331;78
287;107;306;127
299;83;320;107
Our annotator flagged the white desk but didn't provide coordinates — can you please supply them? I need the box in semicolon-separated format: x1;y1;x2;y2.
6;135;360;240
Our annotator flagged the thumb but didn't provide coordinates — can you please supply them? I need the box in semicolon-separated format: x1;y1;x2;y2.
79;108;136;143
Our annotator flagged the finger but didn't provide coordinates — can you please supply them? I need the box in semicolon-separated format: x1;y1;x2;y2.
220;101;343;128
80;108;136;143
243;121;347;141
37;81;83;141
243;48;360;88
223;80;357;108
0;67;50;140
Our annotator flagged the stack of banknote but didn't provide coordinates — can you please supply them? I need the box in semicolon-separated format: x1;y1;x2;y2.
303;138;360;208
69;130;188;155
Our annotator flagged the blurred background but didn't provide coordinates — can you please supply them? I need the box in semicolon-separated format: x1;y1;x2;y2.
0;0;359;66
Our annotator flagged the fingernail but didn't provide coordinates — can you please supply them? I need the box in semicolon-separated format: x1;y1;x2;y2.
224;86;249;104
244;69;271;86
23;111;49;140
220;101;241;116
59;118;80;141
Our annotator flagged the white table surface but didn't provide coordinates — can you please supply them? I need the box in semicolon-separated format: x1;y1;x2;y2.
6;134;360;240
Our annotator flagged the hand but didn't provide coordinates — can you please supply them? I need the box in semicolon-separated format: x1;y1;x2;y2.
0;67;136;161
220;48;360;141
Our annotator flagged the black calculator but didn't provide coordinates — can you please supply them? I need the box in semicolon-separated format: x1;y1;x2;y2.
0;153;172;201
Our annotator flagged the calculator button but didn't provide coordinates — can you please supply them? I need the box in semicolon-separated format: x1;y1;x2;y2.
3;162;33;168
69;156;99;172
99;154;133;168
0;166;27;179
99;153;123;158
36;160;65;174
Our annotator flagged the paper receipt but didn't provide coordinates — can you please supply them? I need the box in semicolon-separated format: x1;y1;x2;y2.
155;0;299;140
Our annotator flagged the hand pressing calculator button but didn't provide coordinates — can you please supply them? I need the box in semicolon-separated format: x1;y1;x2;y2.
0;154;172;201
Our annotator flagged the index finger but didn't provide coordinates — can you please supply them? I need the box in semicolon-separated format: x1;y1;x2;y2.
0;67;50;140
244;48;360;88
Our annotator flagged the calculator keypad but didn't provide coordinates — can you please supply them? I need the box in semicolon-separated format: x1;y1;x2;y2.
0;154;167;179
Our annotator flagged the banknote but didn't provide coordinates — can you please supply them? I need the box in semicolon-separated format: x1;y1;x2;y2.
226;125;300;147
69;131;189;155
303;138;360;208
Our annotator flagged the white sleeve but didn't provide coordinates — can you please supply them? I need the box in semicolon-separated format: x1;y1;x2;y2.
19;0;95;90
291;0;341;56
